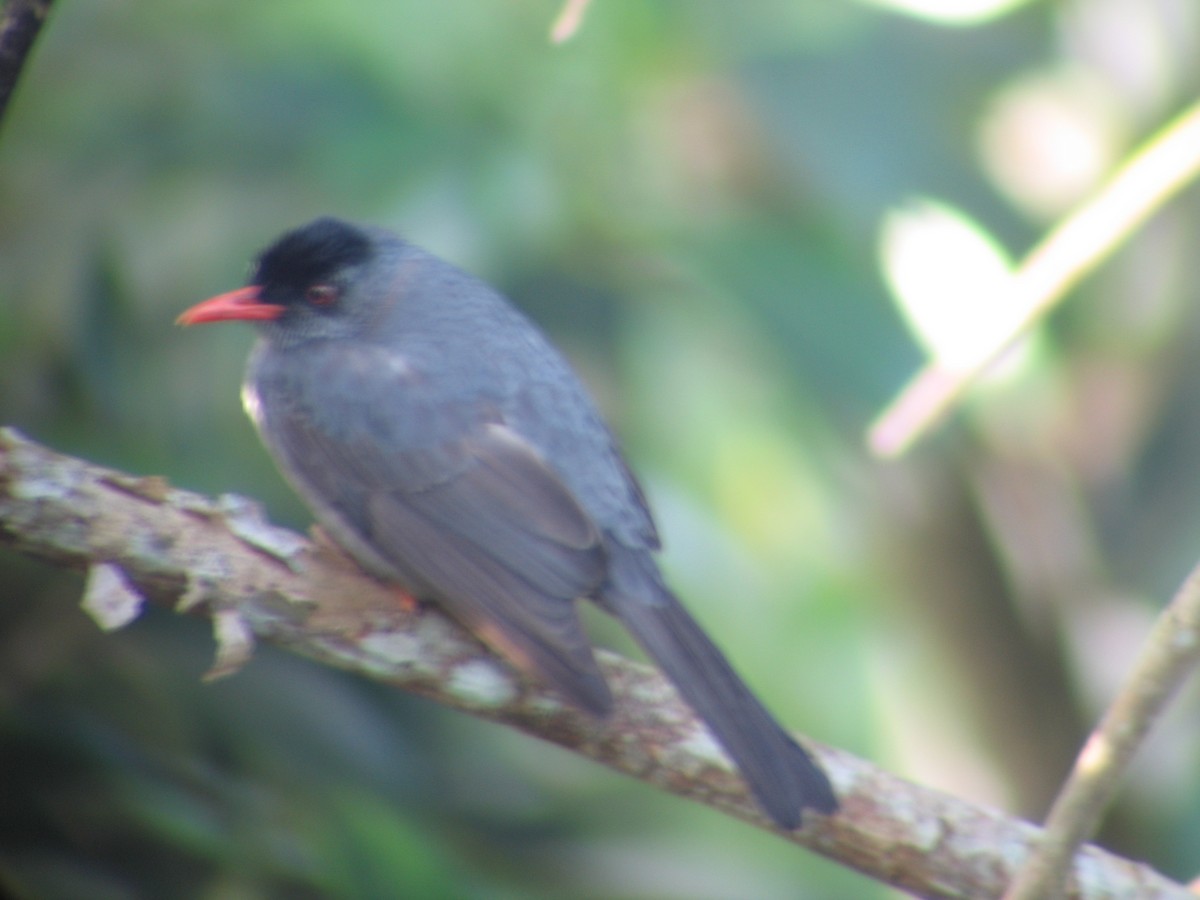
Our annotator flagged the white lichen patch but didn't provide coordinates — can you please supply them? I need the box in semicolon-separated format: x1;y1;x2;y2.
414;614;462;648
627;677;690;726
446;659;517;709
81;562;145;631
177;576;213;613
185;548;236;587
6;436;87;502
670;723;733;774
217;493;307;566
359;630;437;679
204;608;256;681
361;629;420;661
881;786;944;850
171;489;223;517
626;676;677;707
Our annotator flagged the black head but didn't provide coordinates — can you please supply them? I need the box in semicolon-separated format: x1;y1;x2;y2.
251;217;375;309
177;217;395;342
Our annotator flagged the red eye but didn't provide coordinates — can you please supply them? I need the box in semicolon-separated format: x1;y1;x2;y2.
307;284;338;307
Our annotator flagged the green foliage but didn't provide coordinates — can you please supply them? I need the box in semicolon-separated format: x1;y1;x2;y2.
3;0;1200;896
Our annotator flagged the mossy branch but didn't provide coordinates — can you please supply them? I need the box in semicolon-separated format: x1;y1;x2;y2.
0;427;1189;900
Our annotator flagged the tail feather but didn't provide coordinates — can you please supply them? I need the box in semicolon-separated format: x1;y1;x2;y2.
603;550;837;828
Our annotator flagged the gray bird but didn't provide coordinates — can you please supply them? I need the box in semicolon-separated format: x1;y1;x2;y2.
177;217;837;827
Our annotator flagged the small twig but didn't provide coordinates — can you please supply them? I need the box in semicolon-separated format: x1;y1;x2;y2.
0;0;54;129
870;99;1200;458
1003;564;1200;899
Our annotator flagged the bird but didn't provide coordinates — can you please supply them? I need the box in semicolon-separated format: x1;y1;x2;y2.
177;217;837;827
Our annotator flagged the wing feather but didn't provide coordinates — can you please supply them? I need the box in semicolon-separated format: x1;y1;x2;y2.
261;393;613;713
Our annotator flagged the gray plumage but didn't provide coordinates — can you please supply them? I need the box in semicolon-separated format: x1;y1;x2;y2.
197;217;837;827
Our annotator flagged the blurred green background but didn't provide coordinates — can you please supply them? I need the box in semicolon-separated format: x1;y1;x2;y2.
4;0;1200;897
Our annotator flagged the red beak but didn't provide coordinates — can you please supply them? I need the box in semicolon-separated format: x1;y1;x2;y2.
176;286;285;325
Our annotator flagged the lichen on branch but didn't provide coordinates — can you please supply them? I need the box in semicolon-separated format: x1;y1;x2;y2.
0;427;1189;899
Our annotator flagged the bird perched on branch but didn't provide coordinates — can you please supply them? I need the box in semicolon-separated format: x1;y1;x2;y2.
178;217;837;828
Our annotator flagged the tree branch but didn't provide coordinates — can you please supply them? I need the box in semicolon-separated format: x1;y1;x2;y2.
0;427;1189;899
0;0;53;128
1004;562;1200;899
868;99;1200;458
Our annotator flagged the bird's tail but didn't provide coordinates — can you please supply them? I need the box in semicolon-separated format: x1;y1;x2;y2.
602;549;837;829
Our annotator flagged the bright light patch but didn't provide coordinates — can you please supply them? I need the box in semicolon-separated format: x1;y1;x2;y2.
979;69;1124;219
880;199;1024;371
857;0;1034;26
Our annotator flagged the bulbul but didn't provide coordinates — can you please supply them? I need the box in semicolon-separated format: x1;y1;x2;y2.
177;217;837;827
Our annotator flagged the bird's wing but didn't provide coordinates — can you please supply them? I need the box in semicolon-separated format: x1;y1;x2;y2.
257;356;613;713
